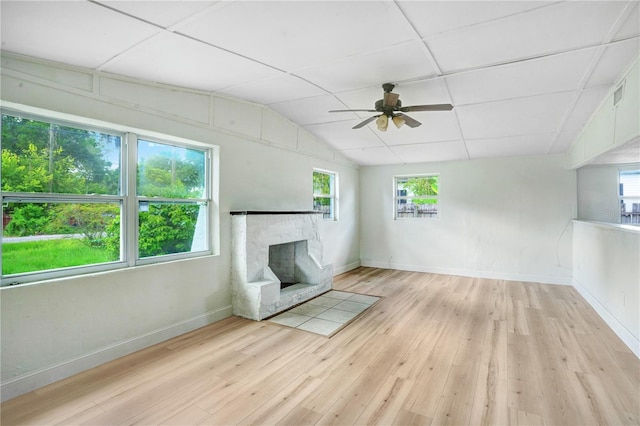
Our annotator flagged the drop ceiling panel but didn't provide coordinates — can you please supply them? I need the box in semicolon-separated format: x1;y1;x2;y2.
426;1;629;73
586;38;640;88
338;147;403;166
613;2;640;41
376;112;461;145
219;74;327;106
391;141;469;163
563;86;611;132
0;1;160;69
270;95;352;127
295;41;438;93
178;1;415;71
304;122;385;150
98;1;216;28
101;32;282;92
388;80;454;108
397;1;552;38
456;92;576;139
446;49;596;106
466;134;555;159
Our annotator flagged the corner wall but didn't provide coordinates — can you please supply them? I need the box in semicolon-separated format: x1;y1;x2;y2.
0;54;360;401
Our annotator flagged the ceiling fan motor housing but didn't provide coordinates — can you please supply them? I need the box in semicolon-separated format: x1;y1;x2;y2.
375;98;402;116
382;83;395;93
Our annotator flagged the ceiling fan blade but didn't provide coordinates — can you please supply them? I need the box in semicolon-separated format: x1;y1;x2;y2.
352;115;379;129
397;113;422;128
401;104;454;112
383;92;399;107
329;109;377;113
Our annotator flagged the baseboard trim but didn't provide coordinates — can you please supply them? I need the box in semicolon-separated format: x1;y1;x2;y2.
359;261;573;286
572;279;640;359
332;261;361;276
0;305;233;402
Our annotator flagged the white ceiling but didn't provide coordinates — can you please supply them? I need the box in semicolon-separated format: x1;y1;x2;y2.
1;1;638;166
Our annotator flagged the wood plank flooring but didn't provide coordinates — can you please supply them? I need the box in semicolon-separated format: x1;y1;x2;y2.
2;267;639;425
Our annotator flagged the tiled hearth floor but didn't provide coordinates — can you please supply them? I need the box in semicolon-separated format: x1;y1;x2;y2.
266;290;381;337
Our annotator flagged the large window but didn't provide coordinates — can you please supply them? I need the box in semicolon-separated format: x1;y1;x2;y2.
620;169;640;225
313;169;337;220
1;112;212;285
395;174;439;219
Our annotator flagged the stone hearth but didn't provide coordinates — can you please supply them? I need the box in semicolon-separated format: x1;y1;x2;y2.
230;211;333;320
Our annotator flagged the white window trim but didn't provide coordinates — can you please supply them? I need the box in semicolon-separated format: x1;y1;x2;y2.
393;173;440;220
1;104;219;286
313;168;338;221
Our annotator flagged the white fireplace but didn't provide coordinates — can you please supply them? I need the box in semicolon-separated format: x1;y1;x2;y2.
230;211;333;320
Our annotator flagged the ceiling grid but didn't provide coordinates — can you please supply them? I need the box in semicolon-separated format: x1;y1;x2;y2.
0;0;637;165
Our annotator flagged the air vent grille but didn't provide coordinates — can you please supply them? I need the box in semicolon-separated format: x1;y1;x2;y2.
614;82;625;106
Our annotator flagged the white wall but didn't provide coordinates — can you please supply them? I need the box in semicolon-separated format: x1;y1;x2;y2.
0;55;360;400
572;221;640;356
360;155;576;284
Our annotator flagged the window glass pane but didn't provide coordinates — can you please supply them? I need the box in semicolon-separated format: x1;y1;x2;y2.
396;176;438;197
313;196;333;219
313;170;336;220
396;198;439;218
2;201;121;275
137;140;206;199
395;175;439;219
138;202;207;258
1;114;121;195
313;171;332;195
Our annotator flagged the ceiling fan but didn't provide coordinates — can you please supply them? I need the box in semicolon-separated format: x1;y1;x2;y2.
329;83;453;131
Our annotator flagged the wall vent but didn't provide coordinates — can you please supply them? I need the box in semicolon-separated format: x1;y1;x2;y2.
614;81;625;107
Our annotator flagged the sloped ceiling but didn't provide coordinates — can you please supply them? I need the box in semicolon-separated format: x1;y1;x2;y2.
1;1;638;165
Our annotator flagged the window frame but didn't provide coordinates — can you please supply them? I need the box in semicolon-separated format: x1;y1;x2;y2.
312;168;338;221
394;173;440;220
133;135;212;265
1;107;215;286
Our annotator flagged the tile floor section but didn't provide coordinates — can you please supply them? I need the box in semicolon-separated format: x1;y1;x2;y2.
267;290;381;337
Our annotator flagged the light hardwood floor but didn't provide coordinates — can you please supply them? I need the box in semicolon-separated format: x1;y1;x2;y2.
2;267;639;425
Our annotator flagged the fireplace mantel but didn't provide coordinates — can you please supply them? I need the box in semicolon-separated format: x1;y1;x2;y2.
230;212;333;320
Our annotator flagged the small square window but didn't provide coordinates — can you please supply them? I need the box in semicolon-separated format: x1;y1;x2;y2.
395;175;439;219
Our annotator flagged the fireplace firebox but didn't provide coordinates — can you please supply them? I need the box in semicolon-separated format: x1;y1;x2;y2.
269;240;308;288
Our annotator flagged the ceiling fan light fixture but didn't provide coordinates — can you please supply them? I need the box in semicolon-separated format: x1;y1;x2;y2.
392;115;405;129
329;83;450;130
376;114;389;132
